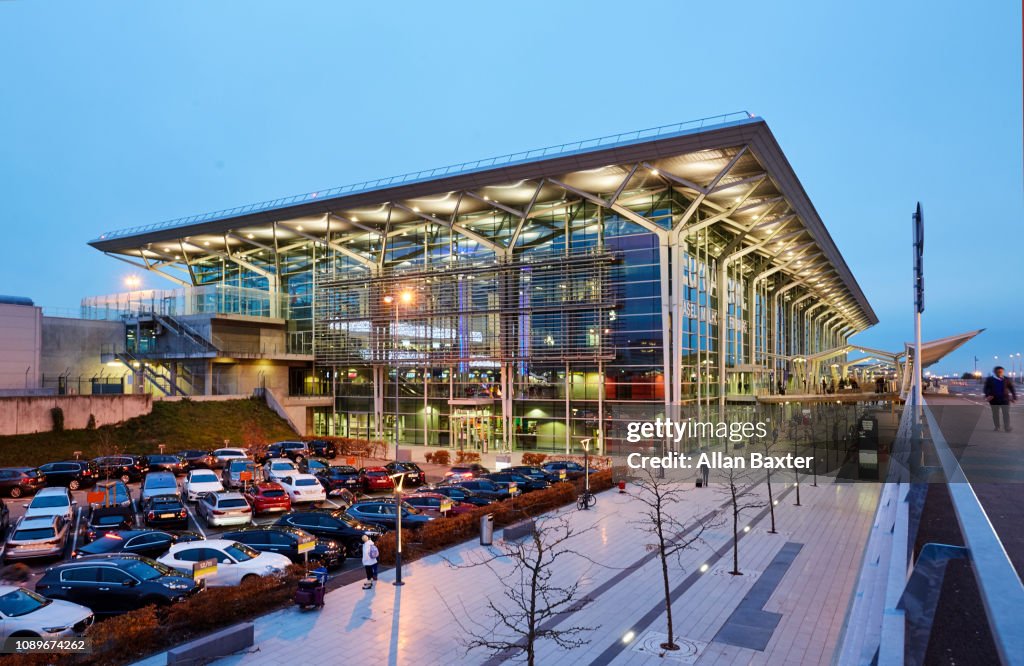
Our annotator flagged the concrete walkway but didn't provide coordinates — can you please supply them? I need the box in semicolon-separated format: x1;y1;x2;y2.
134;476;879;666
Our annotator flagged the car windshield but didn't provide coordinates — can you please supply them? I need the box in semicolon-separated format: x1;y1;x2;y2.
150;456;176;463
122;559;170;582
0;588;50;617
215;450;244;456
271;462;295;470
260;489;286;497
192;472;218;483
151;499;182;509
93;514;128;526
218;498;248;508
332;511;362;527
295;478;318;487
147;477;177;488
96;484;129;501
367;471;387;477
30;496;69;508
226;542;258;561
14;527;55;540
229;461;254;472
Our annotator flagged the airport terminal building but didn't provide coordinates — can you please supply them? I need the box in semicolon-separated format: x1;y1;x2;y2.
86;113;877;451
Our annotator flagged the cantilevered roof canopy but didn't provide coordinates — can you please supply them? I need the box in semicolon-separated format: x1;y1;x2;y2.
89;112;877;330
908;329;985;369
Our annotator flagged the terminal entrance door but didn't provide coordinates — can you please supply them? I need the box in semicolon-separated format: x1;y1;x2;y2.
451;405;501;453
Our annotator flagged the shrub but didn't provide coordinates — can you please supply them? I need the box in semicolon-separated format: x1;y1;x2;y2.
164;566;303;633
51;407;64;432
86;414;97;430
455;450;481;464
84;605;160;664
425;449;450;465
521;452;547;466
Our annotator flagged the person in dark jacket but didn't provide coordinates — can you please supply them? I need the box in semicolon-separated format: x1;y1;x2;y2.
984;366;1017;432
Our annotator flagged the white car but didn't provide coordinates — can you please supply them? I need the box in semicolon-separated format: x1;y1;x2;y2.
183;470;224;502
212;448;250;468
23;488;75;523
196;491;253;527
157;539;291;587
278;474;326;504
263;458;298;483
0;585;93;639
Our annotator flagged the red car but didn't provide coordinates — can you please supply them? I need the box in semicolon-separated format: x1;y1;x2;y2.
402;492;475;517
358;467;395;493
444;463;490;481
244;482;292;514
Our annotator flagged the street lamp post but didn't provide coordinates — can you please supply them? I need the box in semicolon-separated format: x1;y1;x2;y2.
390;471;407;586
581;438;591;496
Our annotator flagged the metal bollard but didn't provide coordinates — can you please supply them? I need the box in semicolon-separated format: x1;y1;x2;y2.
480;513;494;546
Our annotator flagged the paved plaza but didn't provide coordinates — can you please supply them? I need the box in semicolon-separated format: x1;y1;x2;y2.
135;473;880;666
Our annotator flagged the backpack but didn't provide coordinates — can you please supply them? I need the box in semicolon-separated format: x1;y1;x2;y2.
369;543;379;560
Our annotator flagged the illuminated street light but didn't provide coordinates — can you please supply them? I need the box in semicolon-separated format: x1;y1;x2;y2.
124;275;141;290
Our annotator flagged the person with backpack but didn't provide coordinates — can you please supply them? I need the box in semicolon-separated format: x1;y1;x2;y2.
361;534;379;589
984;366;1017;432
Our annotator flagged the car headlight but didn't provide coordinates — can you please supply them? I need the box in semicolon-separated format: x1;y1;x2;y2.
163;580;191;590
42;625;70;633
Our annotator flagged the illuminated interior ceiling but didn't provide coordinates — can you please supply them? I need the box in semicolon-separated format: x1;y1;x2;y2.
89;112;877;331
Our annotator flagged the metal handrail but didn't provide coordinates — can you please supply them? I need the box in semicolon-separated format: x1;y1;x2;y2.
92;112;756;242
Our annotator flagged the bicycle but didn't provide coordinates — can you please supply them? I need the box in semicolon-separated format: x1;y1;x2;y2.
576;490;596;511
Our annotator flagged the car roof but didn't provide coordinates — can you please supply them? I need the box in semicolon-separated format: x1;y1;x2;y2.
145;471;177;480
363;466;388;472
171;538;239;549
266;458;294;464
89;529;166;539
209;491;246;499
34;487;70;496
252;482;283;490
407;492;445;500
18;515;59;527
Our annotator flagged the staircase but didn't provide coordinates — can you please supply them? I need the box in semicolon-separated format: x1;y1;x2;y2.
114;352;196;397
154;313;219;354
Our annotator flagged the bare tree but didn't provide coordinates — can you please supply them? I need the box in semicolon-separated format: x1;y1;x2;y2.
761;417;781;534
441;514;598;666
630;467;720;651
718;465;767;576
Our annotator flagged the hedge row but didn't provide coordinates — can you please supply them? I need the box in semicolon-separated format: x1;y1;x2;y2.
298;435;388;458
375;470;613;565
7;565;307;666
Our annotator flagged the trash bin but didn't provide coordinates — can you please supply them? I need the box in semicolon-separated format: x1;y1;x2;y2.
480;513;494;546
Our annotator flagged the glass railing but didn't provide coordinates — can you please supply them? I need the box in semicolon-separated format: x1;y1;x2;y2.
92;111;756;243
80;285;290;321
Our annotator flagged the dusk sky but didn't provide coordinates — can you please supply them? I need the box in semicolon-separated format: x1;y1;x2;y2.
1;0;1020;375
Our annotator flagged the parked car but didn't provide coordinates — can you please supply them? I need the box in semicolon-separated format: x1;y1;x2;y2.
358;467;395;493
140;471;179;504
93;456;148;483
36;555;202;613
74;530;179;560
264;441;310;464
418;484;493;507
3;516;70;563
345;498;435;530
0;499;8;540
275;510;384;554
243;482;291;515
0;468;46;499
157;539;291;586
298;458;330;476
483;472;550;493
90;480;132;509
277;474;326;505
196;492;253;527
142;454;187;476
23;487;75;522
38;461;98;490
211;448;250;469
263;458;299;483
306;439;338;459
384;461;425;487
223;460;260;490
508;465;559;483
183;469;224;502
401;492;474;516
450;478;508;500
85;506;135;542
142;496;189;530
541;461;595;480
444;463;490;481
221;526;344;570
315;465;361;495
0;585;93;639
176;450;216;470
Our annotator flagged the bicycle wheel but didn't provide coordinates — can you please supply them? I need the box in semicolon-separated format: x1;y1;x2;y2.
586;493;596;508
576;495;586;511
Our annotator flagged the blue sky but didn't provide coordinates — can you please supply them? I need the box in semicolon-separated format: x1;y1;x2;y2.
1;0;1020;375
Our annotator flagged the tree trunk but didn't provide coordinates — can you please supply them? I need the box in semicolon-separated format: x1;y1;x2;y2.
767;470;776;533
731;484;741;575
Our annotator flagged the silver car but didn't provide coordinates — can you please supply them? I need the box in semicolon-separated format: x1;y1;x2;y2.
140;471;180;503
3;515;69;563
196;491;253;527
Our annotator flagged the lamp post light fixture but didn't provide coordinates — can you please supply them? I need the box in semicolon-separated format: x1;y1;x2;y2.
390;471;408;586
124;274;141;290
581;438;591;495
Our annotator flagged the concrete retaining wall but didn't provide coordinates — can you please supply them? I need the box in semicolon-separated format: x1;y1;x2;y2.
0;394;152;436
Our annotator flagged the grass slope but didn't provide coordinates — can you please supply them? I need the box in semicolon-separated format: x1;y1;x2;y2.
0;398;297;467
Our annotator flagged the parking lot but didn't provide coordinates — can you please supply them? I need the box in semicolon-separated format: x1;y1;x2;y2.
0;454;452;585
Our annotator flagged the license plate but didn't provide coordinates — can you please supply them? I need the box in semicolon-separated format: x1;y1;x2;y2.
160;513;175;519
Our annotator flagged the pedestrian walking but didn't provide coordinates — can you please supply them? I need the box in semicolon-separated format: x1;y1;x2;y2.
361;535;379;589
984;366;1017;432
699;461;710;487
